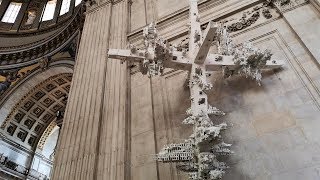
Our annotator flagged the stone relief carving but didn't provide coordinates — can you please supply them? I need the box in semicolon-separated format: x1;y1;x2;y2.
25;10;37;26
268;0;309;12
37;120;57;150
20;0;42;30
224;2;276;33
108;0;284;178
38;57;49;71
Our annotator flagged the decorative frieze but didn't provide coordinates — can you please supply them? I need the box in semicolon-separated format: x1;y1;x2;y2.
225;2;277;33
269;0;309;12
37;120;57;150
0;7;84;69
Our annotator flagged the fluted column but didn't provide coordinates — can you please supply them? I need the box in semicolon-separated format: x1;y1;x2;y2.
52;1;130;179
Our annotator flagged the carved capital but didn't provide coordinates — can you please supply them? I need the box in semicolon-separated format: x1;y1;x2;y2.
84;0;97;8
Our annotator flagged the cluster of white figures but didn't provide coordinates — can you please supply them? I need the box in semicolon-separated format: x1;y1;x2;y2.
108;0;284;179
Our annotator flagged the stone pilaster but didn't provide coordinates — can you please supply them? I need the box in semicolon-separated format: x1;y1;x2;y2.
31;2;46;30
272;0;320;64
12;1;29;31
52;1;130;179
53;0;63;23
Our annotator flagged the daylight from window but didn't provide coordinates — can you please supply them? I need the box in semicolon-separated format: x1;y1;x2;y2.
1;2;22;23
42;0;57;21
75;0;81;6
60;0;71;15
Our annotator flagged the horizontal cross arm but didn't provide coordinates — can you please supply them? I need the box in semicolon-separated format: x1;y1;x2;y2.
163;51;192;71
107;49;145;62
205;54;284;71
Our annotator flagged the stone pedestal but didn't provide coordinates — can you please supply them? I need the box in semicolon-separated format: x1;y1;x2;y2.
52;1;130;180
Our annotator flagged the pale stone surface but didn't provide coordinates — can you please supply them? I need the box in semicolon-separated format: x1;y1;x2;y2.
129;2;320;179
49;0;320;179
52;2;130;180
284;4;320;64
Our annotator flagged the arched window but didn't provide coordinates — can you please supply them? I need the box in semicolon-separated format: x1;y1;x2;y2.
41;0;57;21
60;0;71;15
75;0;81;6
1;2;22;23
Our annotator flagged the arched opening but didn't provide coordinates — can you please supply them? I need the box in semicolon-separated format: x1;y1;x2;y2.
0;73;72;179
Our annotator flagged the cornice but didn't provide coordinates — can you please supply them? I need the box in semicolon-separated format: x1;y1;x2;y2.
84;0;126;14
271;0;309;13
0;10;83;70
0;5;83;37
127;0;282;74
127;0;261;43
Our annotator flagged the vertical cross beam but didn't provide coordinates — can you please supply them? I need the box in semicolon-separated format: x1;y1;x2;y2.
189;0;202;55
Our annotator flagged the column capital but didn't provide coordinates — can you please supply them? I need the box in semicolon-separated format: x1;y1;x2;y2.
85;0;128;15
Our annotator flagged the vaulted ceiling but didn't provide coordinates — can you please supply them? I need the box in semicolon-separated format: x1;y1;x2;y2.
1;73;72;151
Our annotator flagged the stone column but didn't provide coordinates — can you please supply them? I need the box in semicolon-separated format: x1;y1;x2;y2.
275;1;320;64
52;0;130;179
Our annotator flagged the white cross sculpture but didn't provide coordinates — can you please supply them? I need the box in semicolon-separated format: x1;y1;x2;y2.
108;0;284;179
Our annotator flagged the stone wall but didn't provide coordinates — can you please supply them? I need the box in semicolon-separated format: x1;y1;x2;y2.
130;1;320;180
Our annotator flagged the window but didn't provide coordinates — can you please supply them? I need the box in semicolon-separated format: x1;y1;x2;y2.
1;2;22;23
75;0;81;6
0;0;2;5
41;0;57;21
60;0;71;15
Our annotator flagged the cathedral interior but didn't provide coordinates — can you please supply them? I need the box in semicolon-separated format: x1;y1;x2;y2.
0;0;320;179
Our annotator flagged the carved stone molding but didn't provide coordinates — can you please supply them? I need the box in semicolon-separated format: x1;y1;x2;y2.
224;2;278;33
37;120;57;150
85;0;128;14
0;9;84;70
0;4;83;36
270;0;309;12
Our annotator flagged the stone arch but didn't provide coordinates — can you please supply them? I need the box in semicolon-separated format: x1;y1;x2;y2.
0;66;73;125
0;72;73;178
1;73;72;150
